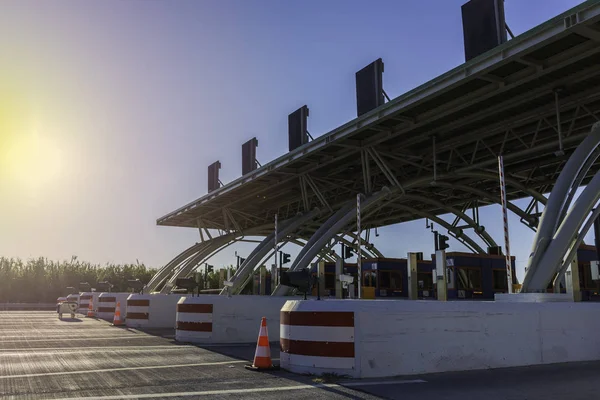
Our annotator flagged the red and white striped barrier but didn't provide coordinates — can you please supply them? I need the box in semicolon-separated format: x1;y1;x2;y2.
126;294;150;327
175;297;213;342
174;296;289;344
280;302;356;376
79;292;92;314
97;293;130;321
97;294;116;320
126;294;187;329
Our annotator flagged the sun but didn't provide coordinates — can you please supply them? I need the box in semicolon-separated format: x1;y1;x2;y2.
1;116;64;194
1;78;65;193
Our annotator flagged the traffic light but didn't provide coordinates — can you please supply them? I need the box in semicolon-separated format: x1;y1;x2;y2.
280;268;313;299
175;277;198;294
282;252;291;265
205;264;214;273
438;234;450;250
127;279;144;294
344;245;354;259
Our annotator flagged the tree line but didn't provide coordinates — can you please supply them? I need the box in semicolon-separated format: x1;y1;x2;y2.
0;256;240;303
0;257;155;303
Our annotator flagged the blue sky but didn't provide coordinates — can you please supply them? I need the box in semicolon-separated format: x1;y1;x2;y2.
0;0;588;280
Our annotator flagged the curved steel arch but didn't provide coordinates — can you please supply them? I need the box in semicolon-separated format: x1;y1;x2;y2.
525;167;600;291
432;182;538;231
553;205;600;289
146;241;211;293
221;209;321;295
273;187;392;295
400;194;497;248
453;171;547;205
160;232;240;293
387;203;486;254
524;122;600;292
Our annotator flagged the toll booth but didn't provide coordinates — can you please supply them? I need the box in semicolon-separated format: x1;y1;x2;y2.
361;258;436;299
576;245;600;301
317;258;435;299
435;252;517;300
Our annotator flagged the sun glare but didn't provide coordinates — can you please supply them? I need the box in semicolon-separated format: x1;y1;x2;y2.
1;126;64;193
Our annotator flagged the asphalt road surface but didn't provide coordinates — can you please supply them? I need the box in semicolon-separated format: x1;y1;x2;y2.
0;311;598;399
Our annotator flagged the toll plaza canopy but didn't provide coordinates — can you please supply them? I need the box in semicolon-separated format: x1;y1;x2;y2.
157;1;600;241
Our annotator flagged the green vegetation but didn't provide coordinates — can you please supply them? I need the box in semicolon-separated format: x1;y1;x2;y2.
0;256;155;303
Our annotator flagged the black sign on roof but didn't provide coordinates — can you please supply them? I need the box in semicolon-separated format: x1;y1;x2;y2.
288;105;309;152
356;58;385;117
208;161;221;193
462;0;507;61
242;137;258;175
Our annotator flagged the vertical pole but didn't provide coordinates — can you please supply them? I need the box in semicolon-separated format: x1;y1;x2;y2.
407;252;418;300
554;90;563;154
274;214;278;285
357;193;362;299
498;155;514;294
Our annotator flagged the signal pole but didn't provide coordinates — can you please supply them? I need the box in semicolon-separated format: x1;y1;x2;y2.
357;193;362;299
498;155;513;293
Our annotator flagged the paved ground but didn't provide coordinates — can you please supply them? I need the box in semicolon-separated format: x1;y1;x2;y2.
0;311;382;399
1;311;598;399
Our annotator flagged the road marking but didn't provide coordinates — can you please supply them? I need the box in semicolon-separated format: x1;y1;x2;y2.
0;358;279;380
0;335;158;343
341;379;427;386
0;345;196;355
0;360;248;379
47;376;425;399
52;383;360;399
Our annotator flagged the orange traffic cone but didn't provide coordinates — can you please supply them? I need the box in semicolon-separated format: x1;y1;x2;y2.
245;317;278;371
86;298;96;318
112;301;124;326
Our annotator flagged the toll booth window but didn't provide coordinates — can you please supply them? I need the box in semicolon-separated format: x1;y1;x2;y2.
379;270;402;290
493;269;508;291
417;272;433;290
456;267;482;291
363;271;377;287
325;273;335;290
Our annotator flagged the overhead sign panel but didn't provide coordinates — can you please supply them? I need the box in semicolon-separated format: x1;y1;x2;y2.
356;58;384;117
242;137;258;175
462;0;507;61
288;105;309;152
208;161;221;193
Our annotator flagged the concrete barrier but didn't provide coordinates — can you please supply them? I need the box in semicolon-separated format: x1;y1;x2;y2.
280;300;600;378
79;292;92;314
97;293;130;321
175;295;289;344
126;294;186;328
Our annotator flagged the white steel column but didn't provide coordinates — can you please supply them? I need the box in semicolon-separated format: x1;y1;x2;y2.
274;214;278;286
498;155;514;293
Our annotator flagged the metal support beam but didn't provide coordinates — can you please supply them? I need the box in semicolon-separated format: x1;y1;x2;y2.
220;208;320;295
273;187;391;295
524;122;600;291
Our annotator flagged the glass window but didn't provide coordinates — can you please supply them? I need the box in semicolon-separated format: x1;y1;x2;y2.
417;272;433;290
363;271;377;287
469;268;482;291
390;271;402;290
456;267;482;290
379;271;390;288
493;269;508;291
325;273;335;289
